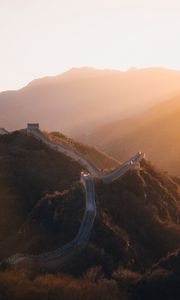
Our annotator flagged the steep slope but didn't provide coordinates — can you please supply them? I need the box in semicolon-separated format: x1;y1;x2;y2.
44;131;119;171
1;67;180;135
89;161;180;273
136;248;180;300
83;95;180;176
0;131;84;243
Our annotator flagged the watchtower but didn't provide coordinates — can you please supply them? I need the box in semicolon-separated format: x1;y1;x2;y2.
27;123;39;134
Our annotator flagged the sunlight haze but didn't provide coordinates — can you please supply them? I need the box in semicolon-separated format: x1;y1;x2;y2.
0;0;180;91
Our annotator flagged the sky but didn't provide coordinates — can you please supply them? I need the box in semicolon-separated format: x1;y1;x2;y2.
0;0;180;91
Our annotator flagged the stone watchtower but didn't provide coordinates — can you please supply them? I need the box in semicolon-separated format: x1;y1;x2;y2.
27;123;39;134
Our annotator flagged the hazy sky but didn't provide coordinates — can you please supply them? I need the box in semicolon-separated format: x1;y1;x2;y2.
0;0;180;91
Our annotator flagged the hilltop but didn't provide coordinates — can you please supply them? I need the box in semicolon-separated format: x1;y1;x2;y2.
1;67;180;135
81;95;180;176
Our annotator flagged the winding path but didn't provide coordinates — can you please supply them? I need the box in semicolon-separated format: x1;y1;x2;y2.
30;129;145;183
5;173;96;270
1;128;145;270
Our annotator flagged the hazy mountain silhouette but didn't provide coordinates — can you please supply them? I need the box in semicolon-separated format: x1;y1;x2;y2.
1;67;180;136
81;95;180;176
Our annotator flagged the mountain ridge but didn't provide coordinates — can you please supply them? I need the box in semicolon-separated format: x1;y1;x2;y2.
80;95;180;176
1;67;180;136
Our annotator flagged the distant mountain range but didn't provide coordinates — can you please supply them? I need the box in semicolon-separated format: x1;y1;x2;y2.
80;95;180;176
1;67;180;136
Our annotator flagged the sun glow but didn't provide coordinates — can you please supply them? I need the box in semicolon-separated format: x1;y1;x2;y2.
0;0;180;91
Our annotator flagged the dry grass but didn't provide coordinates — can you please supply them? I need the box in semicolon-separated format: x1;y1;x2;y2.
0;270;126;300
